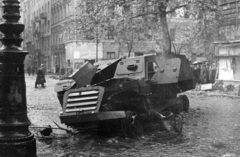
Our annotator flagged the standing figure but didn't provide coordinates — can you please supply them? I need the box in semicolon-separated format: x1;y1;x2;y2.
200;64;207;84
193;64;201;84
27;66;31;76
61;67;65;75
55;64;59;74
66;66;73;76
209;63;216;84
35;64;46;88
205;63;210;83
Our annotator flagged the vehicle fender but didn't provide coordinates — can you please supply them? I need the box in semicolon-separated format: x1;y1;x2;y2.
106;90;150;114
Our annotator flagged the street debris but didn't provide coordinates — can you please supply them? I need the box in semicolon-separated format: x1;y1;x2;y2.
187;79;240;99
39;125;52;136
212;80;224;90
225;84;235;91
106;138;119;144
200;83;212;91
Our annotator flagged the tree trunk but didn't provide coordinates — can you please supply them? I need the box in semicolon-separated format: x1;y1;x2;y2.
158;6;172;58
127;42;133;58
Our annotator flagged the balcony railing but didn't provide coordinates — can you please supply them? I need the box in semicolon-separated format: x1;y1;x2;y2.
40;12;47;19
219;0;240;6
33;30;44;38
34;16;41;23
222;18;240;26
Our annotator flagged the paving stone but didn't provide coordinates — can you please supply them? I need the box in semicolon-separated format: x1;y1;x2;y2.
24;74;240;157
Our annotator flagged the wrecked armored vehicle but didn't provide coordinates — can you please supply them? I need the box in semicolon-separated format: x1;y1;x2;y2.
55;54;195;137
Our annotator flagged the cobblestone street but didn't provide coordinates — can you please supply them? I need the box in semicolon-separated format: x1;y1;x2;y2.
25;74;240;157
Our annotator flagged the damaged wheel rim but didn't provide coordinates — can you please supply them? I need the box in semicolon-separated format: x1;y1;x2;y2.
170;114;183;133
121;111;143;138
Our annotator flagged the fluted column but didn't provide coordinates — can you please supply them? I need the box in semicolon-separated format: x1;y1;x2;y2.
0;0;37;156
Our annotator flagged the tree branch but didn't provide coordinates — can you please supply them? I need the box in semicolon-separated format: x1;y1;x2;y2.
130;12;158;19
166;4;188;14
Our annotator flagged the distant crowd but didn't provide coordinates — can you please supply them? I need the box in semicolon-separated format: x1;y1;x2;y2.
192;62;217;85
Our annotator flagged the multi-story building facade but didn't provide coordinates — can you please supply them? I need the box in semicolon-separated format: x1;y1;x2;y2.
21;0;197;73
22;0;51;71
51;0;81;72
213;0;240;83
220;0;240;40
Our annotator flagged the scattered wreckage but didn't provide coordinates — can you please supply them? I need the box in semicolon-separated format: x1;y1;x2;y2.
54;54;196;137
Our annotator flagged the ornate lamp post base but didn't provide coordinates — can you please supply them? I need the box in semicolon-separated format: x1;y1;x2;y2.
0;0;37;156
0;139;36;156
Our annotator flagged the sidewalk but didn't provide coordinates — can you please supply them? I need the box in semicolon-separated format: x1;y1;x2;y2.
185;89;240;99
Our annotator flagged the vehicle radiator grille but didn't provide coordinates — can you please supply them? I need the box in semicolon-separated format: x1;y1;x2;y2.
65;89;100;113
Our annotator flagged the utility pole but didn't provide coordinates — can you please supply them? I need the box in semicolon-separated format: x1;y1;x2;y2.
96;21;99;63
0;0;37;156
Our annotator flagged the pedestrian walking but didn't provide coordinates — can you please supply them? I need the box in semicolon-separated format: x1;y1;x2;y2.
31;66;36;76
27;66;31;76
35;64;46;88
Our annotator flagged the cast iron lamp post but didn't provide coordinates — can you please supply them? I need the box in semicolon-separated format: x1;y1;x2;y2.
0;0;37;156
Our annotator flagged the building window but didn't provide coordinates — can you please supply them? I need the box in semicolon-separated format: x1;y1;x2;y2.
107;26;114;40
106;52;115;59
48;21;50;32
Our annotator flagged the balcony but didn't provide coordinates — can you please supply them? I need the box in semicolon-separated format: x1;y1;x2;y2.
40;12;47;20
219;0;240;6
33;30;44;38
34;16;41;23
40;32;44;37
222;18;240;26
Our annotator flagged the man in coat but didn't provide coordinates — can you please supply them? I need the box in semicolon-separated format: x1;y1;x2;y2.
27;66;31;76
209;63;216;84
200;63;207;84
35;64;46;88
193;64;201;84
31;66;36;76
